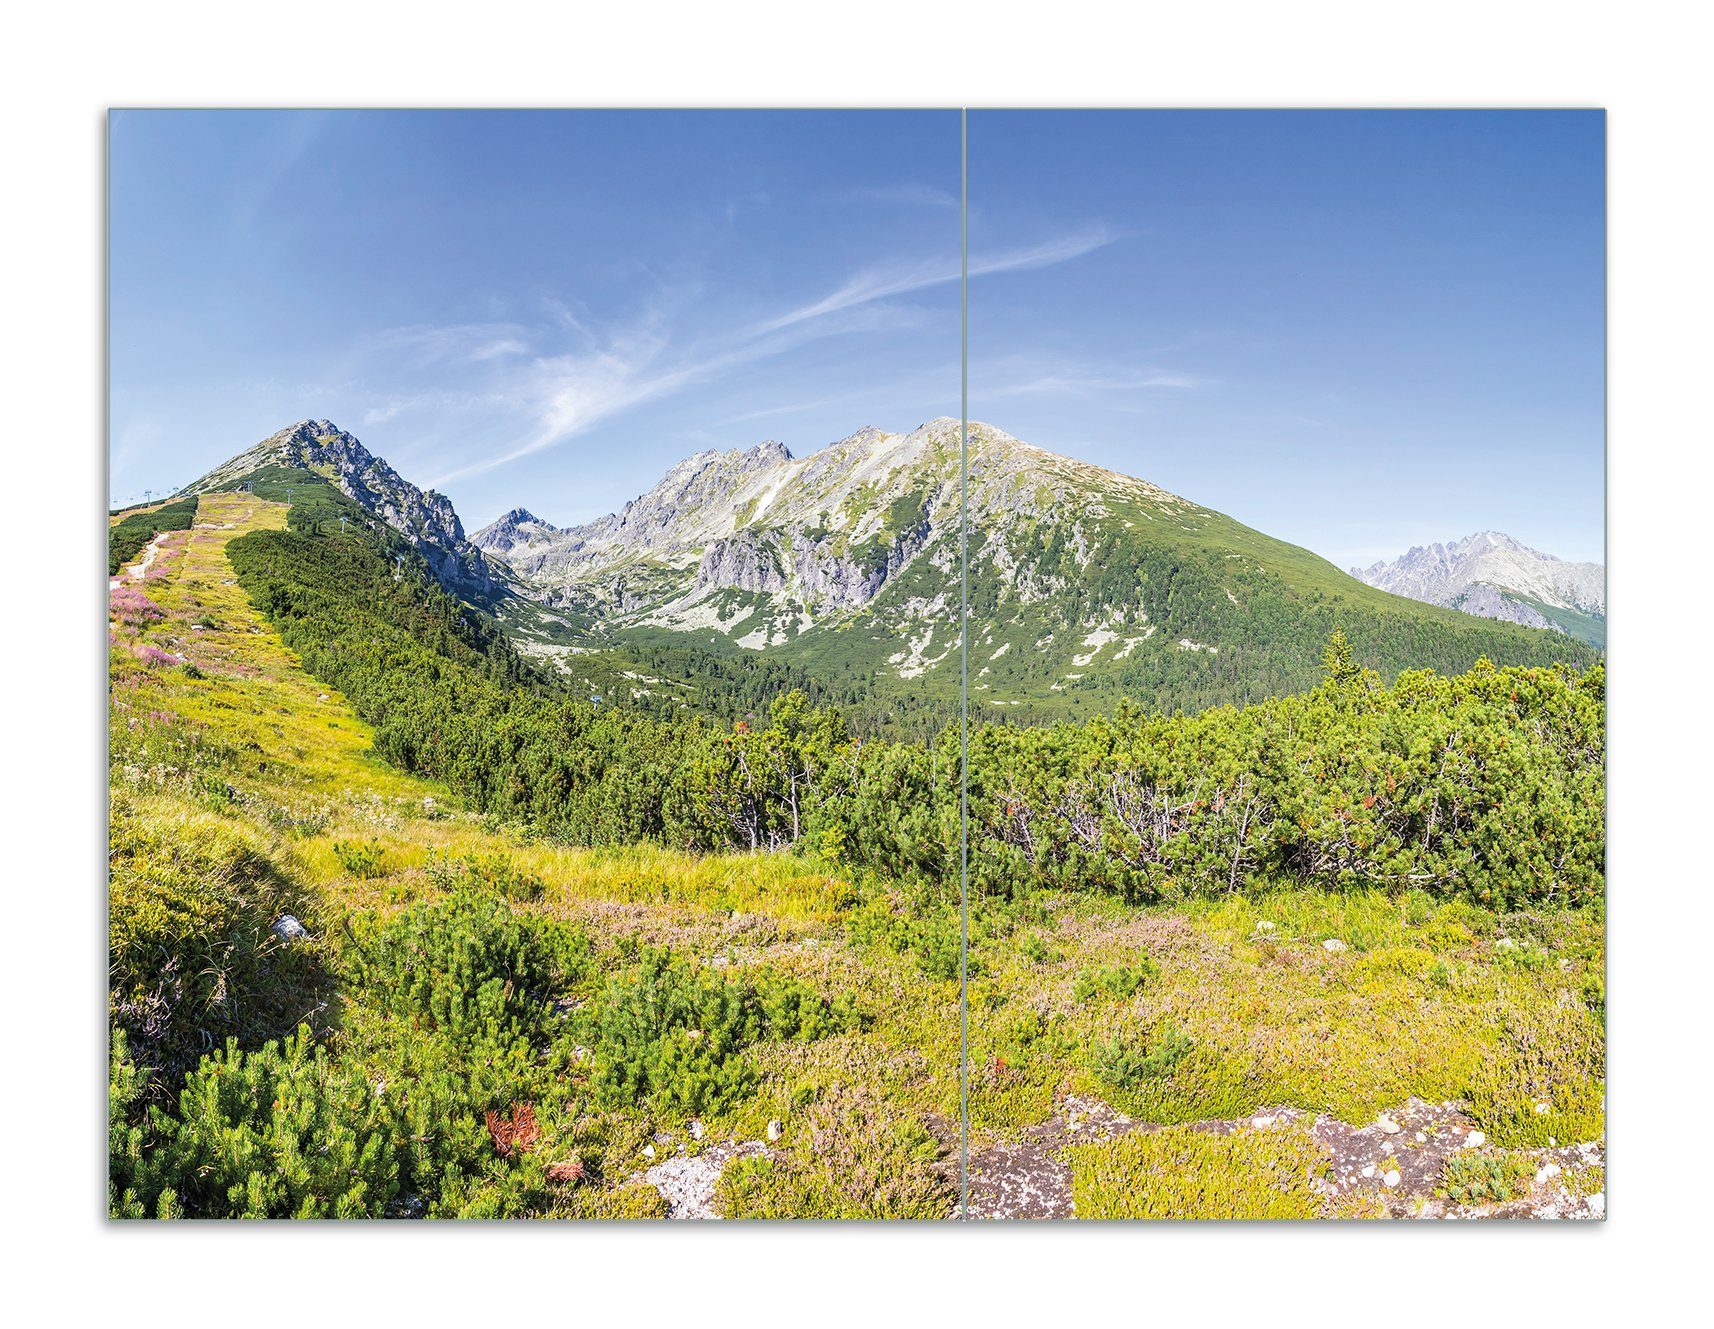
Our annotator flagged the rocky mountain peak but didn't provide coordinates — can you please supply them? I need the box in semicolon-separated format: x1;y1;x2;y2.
745;439;793;465
472;506;565;556
1354;530;1604;645
184;421;498;601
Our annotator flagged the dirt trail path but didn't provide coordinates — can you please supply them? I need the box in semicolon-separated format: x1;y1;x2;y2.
111;529;170;589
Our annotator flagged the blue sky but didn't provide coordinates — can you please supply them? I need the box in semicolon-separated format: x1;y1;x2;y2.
110;109;1603;565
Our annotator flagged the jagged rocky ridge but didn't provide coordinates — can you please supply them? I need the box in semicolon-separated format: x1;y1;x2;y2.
182;420;498;598
1353;532;1604;645
474;418;1186;642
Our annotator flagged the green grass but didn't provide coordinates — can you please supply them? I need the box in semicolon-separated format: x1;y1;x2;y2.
1066;1121;1326;1219
963;886;1604;1149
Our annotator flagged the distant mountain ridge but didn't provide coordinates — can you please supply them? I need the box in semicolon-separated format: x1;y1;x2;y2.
472;419;1597;712
1353;532;1604;647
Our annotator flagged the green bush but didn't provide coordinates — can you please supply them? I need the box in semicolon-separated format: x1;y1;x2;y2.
114;892;599;1219
1096;1021;1194;1089
1074;957;1159;1003
587;950;760;1117
344;889;591;1044
585;950;860;1118
121;1026;399;1219
332;839;387;879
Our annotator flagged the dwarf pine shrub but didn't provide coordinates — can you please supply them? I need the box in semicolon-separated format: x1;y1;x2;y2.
1074;957;1159;1003
585;949;861;1118
1096;1021;1194;1089
132;1026;399;1219
588;950;759;1116
331;839;387;879
344;889;592;1045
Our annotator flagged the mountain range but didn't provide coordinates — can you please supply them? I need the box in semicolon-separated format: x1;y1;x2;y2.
178;419;1599;720
1353;531;1605;648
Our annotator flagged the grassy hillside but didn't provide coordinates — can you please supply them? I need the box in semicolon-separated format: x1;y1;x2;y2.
108;490;1604;1219
109;492;963;1218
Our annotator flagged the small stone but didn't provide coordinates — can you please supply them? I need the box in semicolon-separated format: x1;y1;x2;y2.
1548;1136;1557;1147
1415;1131;1427;1143
1255;920;1276;933
271;913;309;942
1534;1100;1552;1115
766;1119;783;1142
318;693;328;701
1496;937;1517;950
641;1144;656;1161
1322;938;1347;953
1586;1193;1604;1217
688;1119;705;1141
1377;1115;1402;1135
1465;1129;1486;1148
1383;1170;1401;1188
1361;1164;1376;1179
1535;1162;1562;1185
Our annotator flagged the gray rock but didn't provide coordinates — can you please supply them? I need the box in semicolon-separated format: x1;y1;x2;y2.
271;914;309;942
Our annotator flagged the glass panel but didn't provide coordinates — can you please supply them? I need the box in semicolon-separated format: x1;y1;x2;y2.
107;109;970;1221
960;109;1605;1221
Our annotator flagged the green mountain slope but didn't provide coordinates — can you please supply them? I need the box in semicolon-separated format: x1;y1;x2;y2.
477;419;1598;720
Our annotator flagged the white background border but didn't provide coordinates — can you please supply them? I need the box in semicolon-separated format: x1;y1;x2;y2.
5;1;1708;1322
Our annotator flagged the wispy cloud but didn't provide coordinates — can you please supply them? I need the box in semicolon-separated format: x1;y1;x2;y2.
980;346;1206;397
755;225;1118;336
365;322;532;366
413;225;1116;486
